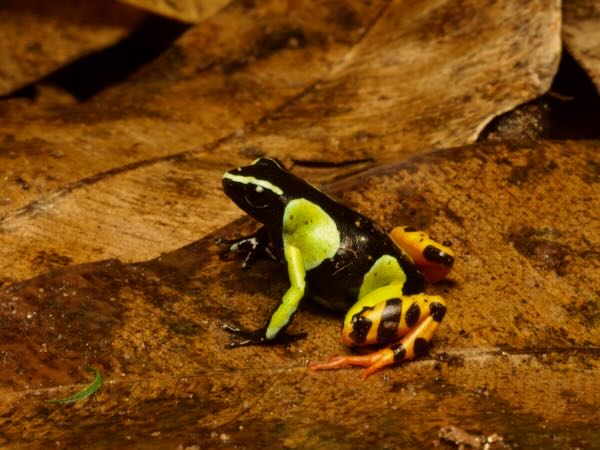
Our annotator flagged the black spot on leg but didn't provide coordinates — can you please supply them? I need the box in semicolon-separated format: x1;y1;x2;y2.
391;343;406;362
423;245;454;267
349;306;373;343
377;298;402;343
405;302;421;327
430;302;447;322
413;337;430;357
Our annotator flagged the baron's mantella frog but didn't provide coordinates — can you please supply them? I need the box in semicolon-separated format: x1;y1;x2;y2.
221;158;454;377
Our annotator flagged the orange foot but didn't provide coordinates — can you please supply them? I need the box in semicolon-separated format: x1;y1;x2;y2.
308;348;395;379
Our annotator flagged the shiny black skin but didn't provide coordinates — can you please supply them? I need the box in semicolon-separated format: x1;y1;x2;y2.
222;158;425;311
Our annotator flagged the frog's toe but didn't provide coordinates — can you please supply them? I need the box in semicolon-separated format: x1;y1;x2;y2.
214;236;245;252
309;349;395;379
215;238;238;261
216;236;264;268
222;324;266;347
222;324;307;347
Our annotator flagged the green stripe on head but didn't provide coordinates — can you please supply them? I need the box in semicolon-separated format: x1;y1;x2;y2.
222;173;283;195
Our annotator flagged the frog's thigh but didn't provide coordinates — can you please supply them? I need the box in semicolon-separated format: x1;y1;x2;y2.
341;290;446;348
358;255;407;300
389;226;454;283
309;292;446;377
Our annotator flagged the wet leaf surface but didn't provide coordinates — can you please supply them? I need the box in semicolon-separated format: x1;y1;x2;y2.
0;141;599;448
0;0;560;286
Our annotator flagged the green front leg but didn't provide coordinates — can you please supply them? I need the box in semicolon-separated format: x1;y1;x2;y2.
266;244;306;339
223;243;307;347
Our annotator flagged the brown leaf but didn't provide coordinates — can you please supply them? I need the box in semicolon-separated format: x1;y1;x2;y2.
0;0;146;95
118;0;230;23
0;141;598;448
563;0;600;93
0;0;560;284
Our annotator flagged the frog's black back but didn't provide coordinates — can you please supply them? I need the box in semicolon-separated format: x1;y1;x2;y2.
305;202;425;311
261;170;425;311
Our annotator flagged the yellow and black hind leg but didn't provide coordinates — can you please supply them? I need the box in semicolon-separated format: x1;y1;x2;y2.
389;226;455;283
309;289;447;379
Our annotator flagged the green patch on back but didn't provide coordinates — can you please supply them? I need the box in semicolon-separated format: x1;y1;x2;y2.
358;255;407;299
282;199;340;271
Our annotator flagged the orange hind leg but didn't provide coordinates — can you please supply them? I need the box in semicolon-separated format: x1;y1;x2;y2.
309;293;446;379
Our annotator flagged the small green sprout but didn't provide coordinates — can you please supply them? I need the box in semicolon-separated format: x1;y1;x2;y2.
46;366;103;404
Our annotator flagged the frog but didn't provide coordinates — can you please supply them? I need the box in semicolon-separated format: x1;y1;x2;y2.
220;157;454;377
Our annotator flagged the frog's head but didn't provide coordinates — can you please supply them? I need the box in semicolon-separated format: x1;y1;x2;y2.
222;158;289;223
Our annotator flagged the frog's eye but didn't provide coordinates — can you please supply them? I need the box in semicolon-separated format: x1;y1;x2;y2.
244;184;269;208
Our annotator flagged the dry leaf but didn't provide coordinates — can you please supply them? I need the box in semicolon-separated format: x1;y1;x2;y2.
0;0;560;285
563;0;600;93
0;0;145;95
118;0;230;23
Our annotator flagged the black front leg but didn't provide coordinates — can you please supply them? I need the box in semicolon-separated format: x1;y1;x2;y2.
216;226;274;269
222;324;307;348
